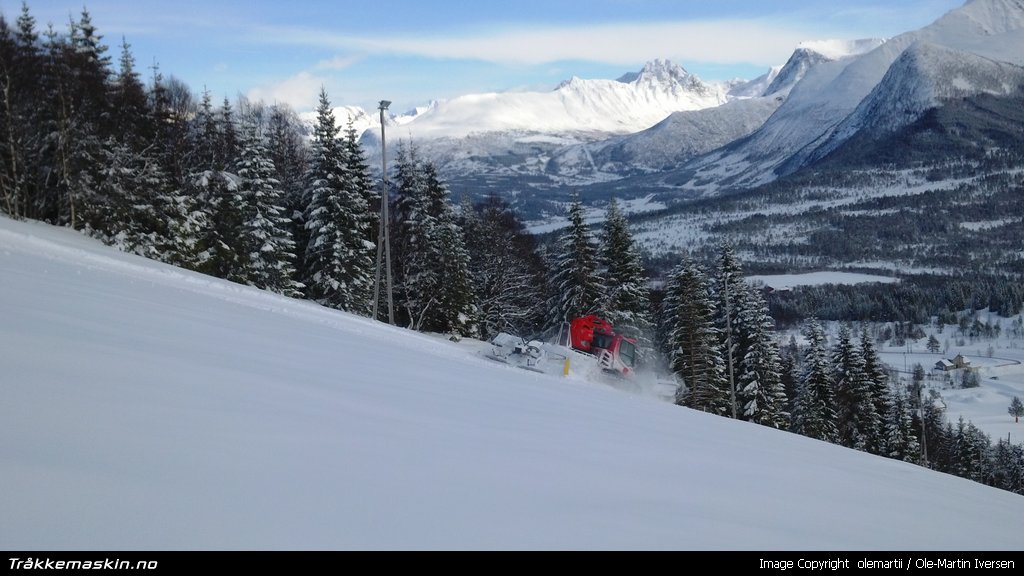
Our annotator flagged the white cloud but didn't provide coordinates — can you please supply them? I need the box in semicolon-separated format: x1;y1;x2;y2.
315;54;363;71
259;19;822;68
246;71;327;111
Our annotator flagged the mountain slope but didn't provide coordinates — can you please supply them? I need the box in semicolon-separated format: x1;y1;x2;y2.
679;0;1024;192
2;214;1024;550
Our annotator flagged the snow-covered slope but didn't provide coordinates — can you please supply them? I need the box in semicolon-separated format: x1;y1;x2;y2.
551;97;784;175
809;41;1024;163
682;0;1024;191
3;214;1024;550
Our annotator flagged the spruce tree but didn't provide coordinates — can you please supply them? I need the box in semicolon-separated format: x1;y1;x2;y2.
546;191;603;332
303;89;374;313
714;243;747;409
664;259;730;415
236;120;302;297
390;146;476;335
423;163;477;336
883;388;920;463
1009;396;1024;423
860;327;892;452
391;144;433;327
792;319;839;443
737;287;789;428
833;324;880;451
342;118;378;250
266;103;310;288
600;198;653;361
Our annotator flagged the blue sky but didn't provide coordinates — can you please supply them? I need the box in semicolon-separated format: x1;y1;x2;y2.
14;0;965;113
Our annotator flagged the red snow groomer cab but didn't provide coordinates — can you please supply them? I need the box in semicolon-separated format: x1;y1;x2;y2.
568;315;638;376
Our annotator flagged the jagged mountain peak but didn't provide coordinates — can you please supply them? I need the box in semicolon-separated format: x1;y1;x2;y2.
632;59;693;84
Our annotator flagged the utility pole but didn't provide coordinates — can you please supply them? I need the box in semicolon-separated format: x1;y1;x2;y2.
372;100;394;325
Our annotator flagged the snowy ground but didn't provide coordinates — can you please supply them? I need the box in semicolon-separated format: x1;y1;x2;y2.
749;271;899;291
877;336;1024;446
2;215;1024;551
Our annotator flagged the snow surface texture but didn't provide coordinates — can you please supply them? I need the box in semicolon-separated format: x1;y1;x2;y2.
3;215;1024;551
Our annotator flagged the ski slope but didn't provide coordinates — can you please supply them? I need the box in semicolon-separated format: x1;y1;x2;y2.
2;215;1024;551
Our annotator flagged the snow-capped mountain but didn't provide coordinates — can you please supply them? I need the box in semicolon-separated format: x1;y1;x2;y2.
389;59;728;141
677;0;1024;193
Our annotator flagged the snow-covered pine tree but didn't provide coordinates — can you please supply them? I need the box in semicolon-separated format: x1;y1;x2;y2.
178;89;232;272
883;388;920;463
217;97;240;169
391;144;432;326
737;287;788;428
791;319;839;443
832;324;881;451
600;198;653;361
713;242;747;413
235;119;302;297
342;118;378;251
991;439;1024;494
303;89;374;313
0;5;44;220
97;138;172;257
109;37;148;138
390;145;476;335
952;416;991;484
545;191;603;333
860;327;893;453
664;258;730;415
266;103;310;288
424;164;477;337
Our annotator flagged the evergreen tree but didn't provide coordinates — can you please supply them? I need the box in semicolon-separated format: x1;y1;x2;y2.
1009;396;1024;423
391;144;431;326
266;103;309;287
236;119;302;297
991;440;1024;494
423;163;477;336
109;37;148;138
0;4;43;220
303;89;374;312
714;242;747;416
342;118;377;250
737;287;789;428
883;388;920;463
832;324;880;451
217;96;239;169
861;327;892;452
600;198;653;361
390;145;476;335
664;259;730;415
952;416;991;484
546;191;603;333
791;319;839;443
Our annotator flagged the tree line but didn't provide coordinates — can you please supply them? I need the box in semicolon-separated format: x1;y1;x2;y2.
651;245;1024;496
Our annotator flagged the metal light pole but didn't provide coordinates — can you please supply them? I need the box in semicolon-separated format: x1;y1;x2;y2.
372;100;395;325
